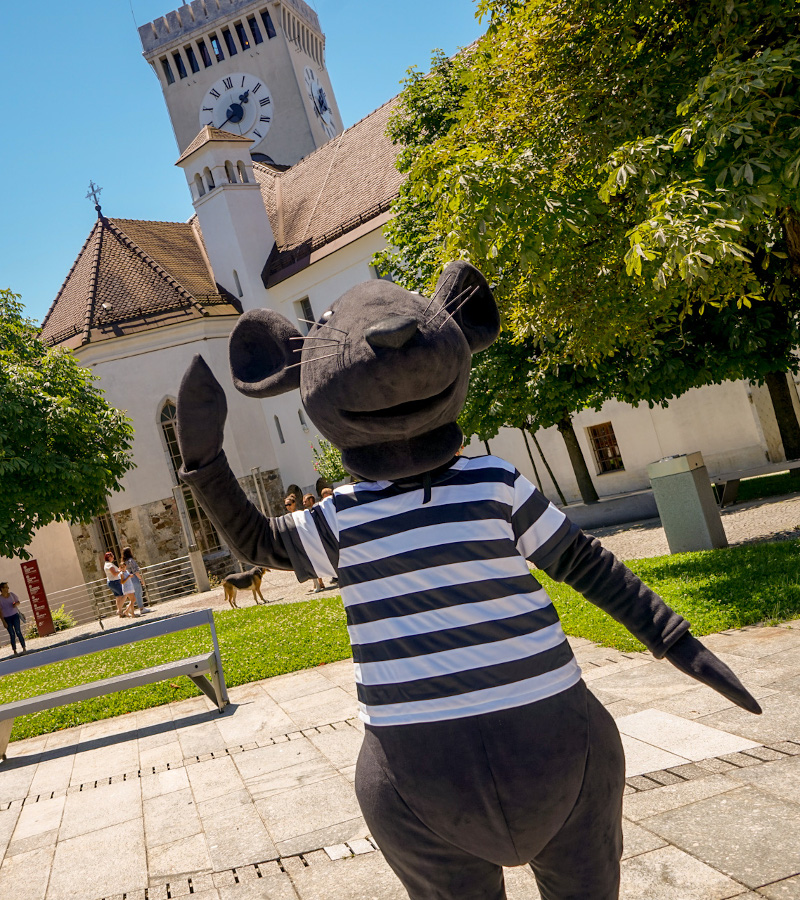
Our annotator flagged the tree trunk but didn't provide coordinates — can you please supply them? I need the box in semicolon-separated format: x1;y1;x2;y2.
526;427;567;506
781;207;800;277
556;415;599;504
519;428;544;495
483;441;492;455
765;371;800;462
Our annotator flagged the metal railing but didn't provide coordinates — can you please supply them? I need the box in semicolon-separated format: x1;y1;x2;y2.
23;555;199;632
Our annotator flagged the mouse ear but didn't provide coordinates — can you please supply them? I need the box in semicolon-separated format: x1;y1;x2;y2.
434;261;500;352
229;309;302;398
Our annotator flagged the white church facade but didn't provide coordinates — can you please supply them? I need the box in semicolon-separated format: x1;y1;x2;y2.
10;0;800;602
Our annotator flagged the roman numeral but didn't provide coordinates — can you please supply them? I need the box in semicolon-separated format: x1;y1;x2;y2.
241;76;246;87
222;77;233;89
252;82;262;94
210;89;220;98
202;107;213;111
204;121;213;126
253;129;262;138
259;97;271;106
260;116;271;123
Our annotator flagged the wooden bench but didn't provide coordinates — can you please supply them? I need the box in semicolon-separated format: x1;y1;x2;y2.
0;609;228;761
711;461;800;508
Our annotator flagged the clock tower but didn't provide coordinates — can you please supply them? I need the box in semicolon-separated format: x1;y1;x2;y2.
139;0;342;166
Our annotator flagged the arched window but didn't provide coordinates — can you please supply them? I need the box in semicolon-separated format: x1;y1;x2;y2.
237;160;249;183
160;400;222;553
233;270;243;298
204;167;215;191
274;415;285;444
298;409;309;432
194;173;206;198
225;160;238;184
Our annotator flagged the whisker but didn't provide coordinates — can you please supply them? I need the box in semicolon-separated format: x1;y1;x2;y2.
297;318;348;335
435;285;479;330
420;277;450;319
289;335;342;342
289;340;342;349
284;352;341;371
426;285;474;325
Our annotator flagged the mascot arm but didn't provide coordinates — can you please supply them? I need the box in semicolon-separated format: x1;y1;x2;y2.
175;355;297;572
540;525;761;714
180;451;294;571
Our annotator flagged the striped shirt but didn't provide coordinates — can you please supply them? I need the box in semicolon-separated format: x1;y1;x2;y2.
280;456;582;726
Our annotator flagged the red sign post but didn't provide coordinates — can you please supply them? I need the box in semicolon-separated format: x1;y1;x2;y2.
20;559;55;638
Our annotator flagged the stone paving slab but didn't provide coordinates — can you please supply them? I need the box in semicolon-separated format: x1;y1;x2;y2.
617;709;761;761
0;621;798;899
618;845;748;899
643;785;800;890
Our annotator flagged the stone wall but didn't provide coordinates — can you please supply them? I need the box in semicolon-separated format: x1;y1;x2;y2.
68;468;285;586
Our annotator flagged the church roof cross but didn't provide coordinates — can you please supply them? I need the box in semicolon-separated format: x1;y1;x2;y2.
86;180;103;215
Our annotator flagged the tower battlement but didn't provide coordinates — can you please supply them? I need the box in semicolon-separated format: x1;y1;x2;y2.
139;0;320;56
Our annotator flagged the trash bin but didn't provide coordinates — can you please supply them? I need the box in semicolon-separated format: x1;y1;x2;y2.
646;451;728;554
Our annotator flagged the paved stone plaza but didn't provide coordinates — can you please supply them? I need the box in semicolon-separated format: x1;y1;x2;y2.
1;619;799;900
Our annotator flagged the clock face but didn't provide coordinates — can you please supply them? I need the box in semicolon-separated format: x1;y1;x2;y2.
199;73;274;144
304;66;336;139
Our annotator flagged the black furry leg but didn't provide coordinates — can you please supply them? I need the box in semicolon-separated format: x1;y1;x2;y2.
529;690;625;900
355;735;506;900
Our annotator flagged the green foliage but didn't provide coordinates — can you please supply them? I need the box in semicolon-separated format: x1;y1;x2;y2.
311;435;349;483
1;598;351;741
0;289;134;557
541;538;800;651
600;4;800;299
25;604;78;640
378;0;800;455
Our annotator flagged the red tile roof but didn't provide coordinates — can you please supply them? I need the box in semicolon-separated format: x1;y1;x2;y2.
43;95;406;341
254;96;404;284
40;217;241;348
176;126;254;165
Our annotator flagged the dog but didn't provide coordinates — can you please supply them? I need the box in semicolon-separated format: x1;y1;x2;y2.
221;566;268;608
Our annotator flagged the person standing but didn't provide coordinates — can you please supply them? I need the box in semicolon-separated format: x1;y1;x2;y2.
122;547;147;613
103;552;126;617
0;582;27;655
118;563;137;618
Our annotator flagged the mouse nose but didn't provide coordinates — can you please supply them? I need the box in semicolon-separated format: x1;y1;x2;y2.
364;315;418;349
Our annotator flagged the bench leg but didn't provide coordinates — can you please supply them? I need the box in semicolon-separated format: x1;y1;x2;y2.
189;674;222;709
0;718;14;762
719;479;740;507
208;655;229;713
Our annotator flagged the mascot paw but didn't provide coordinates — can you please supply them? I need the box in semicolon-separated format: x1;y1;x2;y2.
177;355;228;471
665;633;761;714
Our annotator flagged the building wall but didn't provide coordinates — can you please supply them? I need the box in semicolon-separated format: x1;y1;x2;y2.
0;520;85;619
76;318;279;512
468;380;773;505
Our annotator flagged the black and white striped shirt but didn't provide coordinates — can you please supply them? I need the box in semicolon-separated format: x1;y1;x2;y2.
280;456;582;726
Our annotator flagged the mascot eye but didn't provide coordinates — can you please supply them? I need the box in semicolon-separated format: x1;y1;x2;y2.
322;310;333;320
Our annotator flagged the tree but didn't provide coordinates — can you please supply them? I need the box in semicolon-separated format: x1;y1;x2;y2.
0;290;134;558
311;436;349;484
378;0;800;472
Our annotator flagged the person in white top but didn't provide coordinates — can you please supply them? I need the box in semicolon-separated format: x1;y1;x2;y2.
103;552;125;618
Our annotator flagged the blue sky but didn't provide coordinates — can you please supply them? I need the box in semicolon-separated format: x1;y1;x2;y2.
1;1;484;324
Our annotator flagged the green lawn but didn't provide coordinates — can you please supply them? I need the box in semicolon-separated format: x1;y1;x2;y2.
1;598;351;742
3;538;799;742
734;470;800;504
542;538;800;652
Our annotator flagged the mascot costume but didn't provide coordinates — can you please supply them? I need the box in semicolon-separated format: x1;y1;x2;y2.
176;261;761;900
